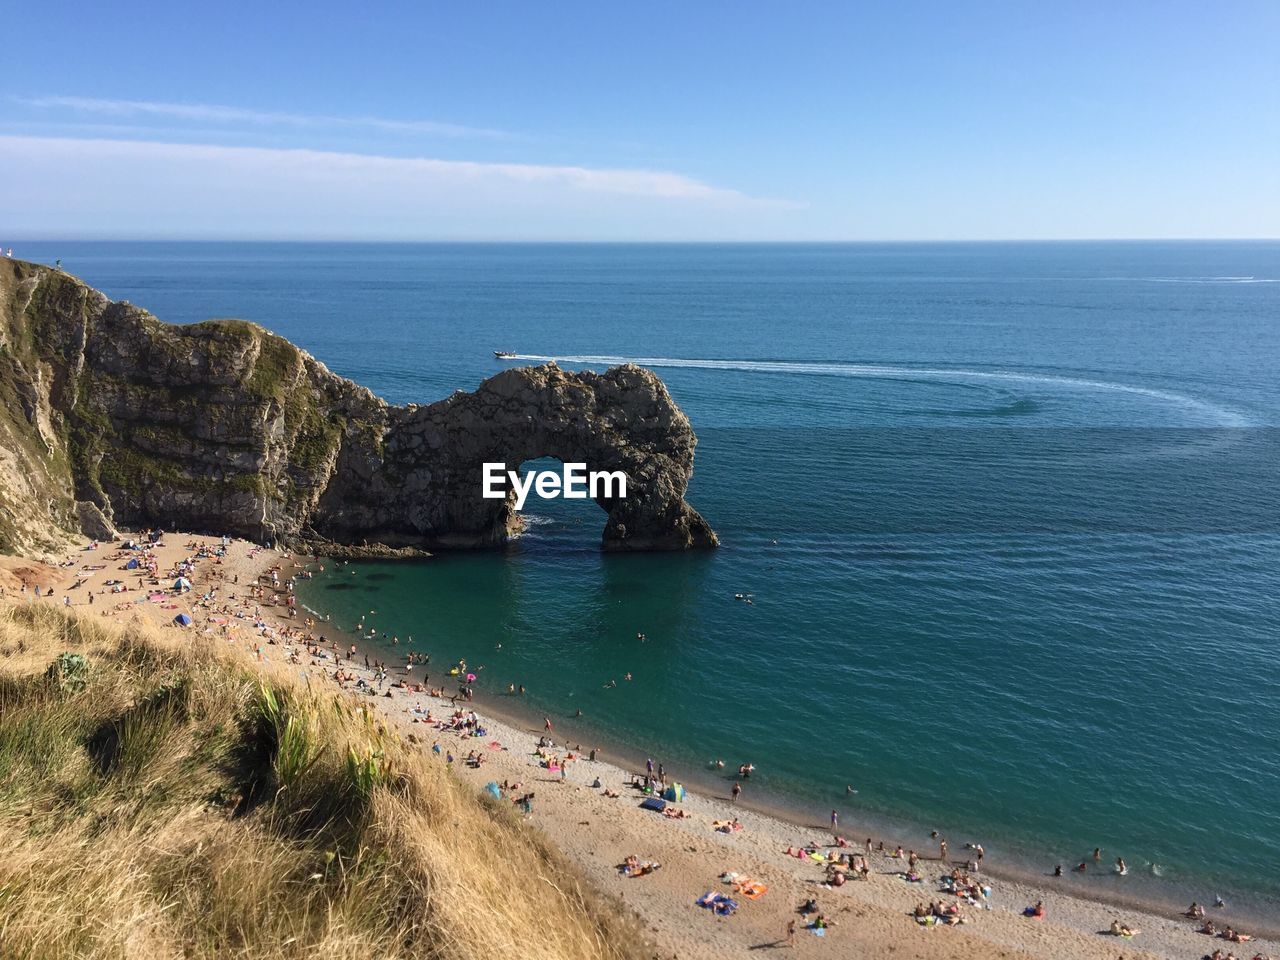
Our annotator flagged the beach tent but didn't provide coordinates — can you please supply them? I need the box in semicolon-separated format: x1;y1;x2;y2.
663;783;686;802
125;558;139;570
639;797;667;812
484;782;502;799
174;577;191;590
172;613;193;627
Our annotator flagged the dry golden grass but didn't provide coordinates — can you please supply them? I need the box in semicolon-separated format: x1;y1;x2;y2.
0;603;646;960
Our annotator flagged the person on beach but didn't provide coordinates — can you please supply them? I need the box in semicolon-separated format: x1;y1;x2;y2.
939;838;948;862
731;782;741;802
1109;919;1140;937
785;918;796;947
544;717;553;732
830;809;838;830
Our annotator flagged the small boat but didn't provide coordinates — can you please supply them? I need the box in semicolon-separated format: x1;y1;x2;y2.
493;350;517;359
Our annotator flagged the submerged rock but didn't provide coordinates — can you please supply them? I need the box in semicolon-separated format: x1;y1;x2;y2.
0;259;717;555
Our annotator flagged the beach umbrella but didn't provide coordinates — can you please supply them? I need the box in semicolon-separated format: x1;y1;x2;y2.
174;577;191;590
125;558;138;570
172;613;193;627
465;673;477;682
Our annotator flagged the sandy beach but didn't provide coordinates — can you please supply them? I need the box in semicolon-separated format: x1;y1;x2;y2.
3;533;1274;960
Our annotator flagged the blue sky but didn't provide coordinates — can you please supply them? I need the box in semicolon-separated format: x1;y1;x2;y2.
1;0;1277;240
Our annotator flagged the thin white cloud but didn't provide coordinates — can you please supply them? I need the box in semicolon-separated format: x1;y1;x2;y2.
12;95;515;141
3;134;767;201
0;135;797;240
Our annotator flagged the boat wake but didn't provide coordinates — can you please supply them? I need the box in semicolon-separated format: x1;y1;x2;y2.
1137;276;1279;284
503;354;1251;427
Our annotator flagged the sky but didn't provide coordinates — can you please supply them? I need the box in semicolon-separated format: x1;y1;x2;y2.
0;0;1277;241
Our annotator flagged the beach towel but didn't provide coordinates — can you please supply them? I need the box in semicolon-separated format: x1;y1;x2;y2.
639;797;667;812
698;893;738;915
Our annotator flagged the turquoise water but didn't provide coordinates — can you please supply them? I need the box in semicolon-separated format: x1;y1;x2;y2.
19;241;1280;913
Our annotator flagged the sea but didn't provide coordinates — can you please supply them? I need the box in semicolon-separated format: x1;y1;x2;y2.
16;240;1280;920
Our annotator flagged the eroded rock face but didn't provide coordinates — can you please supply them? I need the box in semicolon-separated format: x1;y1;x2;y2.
0;259;717;554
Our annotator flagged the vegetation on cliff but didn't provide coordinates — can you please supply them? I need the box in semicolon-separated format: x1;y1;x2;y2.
0;603;644;959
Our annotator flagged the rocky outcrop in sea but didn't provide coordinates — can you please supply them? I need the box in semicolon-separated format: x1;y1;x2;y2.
0;259;717;556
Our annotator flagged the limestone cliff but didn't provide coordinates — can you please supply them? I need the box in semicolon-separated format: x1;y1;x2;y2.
0;259;717;555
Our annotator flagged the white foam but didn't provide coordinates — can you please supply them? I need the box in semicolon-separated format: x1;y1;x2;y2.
505;355;1251;427
1138;276;1278;284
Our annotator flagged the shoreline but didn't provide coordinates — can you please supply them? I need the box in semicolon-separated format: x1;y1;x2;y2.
294;567;1280;940
383;654;1280;942
6;534;1277;959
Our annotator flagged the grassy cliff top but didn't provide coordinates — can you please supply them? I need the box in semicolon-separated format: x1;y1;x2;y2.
0;603;643;960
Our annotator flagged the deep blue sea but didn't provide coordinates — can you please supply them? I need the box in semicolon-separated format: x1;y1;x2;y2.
16;240;1280;916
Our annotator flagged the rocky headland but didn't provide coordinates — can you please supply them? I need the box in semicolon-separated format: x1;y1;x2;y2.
0;259;717;556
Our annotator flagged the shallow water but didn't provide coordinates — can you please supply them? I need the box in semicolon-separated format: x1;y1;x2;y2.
21;239;1280;912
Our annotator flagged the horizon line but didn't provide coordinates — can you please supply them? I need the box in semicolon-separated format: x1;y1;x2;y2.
5;236;1279;245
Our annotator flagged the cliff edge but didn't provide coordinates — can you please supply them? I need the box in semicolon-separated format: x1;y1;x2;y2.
0;259;717;555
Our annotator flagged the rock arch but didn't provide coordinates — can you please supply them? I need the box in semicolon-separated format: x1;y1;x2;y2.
317;363;719;551
0;260;717;554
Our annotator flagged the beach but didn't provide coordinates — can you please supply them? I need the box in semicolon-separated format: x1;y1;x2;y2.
3;533;1274;960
